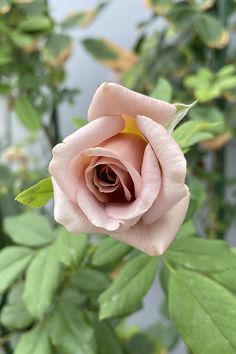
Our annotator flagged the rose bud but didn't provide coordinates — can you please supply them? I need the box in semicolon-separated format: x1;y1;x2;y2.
49;83;190;256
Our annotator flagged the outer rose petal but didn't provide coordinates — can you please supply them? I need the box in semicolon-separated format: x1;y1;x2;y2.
88;82;176;127
136;115;188;224
52;178;107;234
113;188;190;256
49;116;124;203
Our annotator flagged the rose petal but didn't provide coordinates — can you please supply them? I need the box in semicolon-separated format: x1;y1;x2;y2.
84;147;142;197
136;116;188;224
88;82;176;127
76;156;122;231
49;115;124;203
105;144;161;228
52;178;106;234
108;164;133;201
101;133;146;173
113;188;190;256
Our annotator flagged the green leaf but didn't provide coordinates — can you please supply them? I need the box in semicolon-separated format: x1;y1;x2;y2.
15;177;53;208
93;318;123;354
196;14;229;48
167;101;196;133
0;247;33;293
10;31;35;48
173;120;216;151
50;300;96;354
0;281;34;330
82;38;119;61
71;269;110;294
14;322;52;354
44;33;72;66
19;16;52;32
189;106;225;135
23;246;61;318
61;2;107;29
150;77;172;101
4;212;55;247
82;38;136;73
72;117;87;129
92;237;131;267
169;268;236;354
217;65;236;78
0;0;10;14
210;269;236;293
55;228;88;268
0;301;34;330
15;96;41;131
99;254;157;319
164;238;236;272
177;220;196;238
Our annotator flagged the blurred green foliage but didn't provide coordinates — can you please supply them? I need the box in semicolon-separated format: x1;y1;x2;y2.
1;1;236;354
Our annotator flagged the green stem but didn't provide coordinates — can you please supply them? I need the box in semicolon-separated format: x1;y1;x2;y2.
212;0;228;239
51;103;60;145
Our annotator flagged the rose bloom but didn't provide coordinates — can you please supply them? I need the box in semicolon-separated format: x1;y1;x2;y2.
49;83;190;256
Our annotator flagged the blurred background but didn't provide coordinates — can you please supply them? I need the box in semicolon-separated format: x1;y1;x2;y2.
1;1;236;354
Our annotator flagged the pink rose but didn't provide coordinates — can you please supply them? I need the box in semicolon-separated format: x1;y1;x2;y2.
49;83;190;256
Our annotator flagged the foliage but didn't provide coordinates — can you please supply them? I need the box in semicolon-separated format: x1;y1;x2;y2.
1;1;236;354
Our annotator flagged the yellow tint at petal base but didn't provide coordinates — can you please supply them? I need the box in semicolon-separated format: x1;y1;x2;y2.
122;115;146;141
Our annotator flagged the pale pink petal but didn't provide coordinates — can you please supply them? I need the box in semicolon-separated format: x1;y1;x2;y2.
101;133;146;173
113;189;190;256
136;116;188;224
49;116;124;203
84;147;142;198
88;82;176;127
85;156;133;203
76;156;122;231
52;178;106;234
105;144;161;228
108;165;132;201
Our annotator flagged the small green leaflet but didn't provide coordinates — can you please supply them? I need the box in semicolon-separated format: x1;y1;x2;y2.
92;237;131;267
0;247;34;293
50;300;96;354
173;120;217;151
150;77;173;102
99;254;158;320
15;96;41;132
0;282;34;330
4;211;55;247
14;322;52;354
55;228;88;268
0;301;34;330
23;246;61;318
19;16;52;32
71;269;110;294
15;177;53;208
